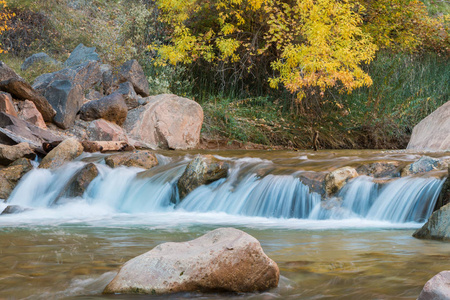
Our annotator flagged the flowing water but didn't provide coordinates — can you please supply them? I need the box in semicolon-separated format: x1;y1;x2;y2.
1;150;450;299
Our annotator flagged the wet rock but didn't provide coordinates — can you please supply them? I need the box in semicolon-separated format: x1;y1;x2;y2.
324;167;358;196
104;150;158;169
1;205;32;214
401;156;440;177
87;119;128;141
356;161;401;178
0;78;56;122
0;61;22;82
64;43;100;68
117;60;149;97
17;100;47;129
408;101;450;151
418;271;450;300
44;80;84;129
82;141;134;153
0;92;18;117
21;52;59;71
0;158;33;200
103;227;279;295
177;155;229;199
124;94;203;150
114;81;140;109
413;203;450;241
298;171;326;195
39;138;83;169
79;93;128;126
0;143;35;165
57;163;98;200
435;168;450;211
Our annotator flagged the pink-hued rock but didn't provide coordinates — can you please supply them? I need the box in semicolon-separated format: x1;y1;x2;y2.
103;227;279;295
124;94;203;150
87;119;128;141
0;92;17;117
418;271;450;300
18;100;47;129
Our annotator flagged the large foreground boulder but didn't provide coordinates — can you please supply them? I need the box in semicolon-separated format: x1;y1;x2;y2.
105;150;158;169
124;94;203;150
79;93;128;125
178;155;229;199
0;158;33;200
413;203;450;241
418;271;450;300
103;227;279;295
324;167;358;196
407;101;450;151
39;138;83;169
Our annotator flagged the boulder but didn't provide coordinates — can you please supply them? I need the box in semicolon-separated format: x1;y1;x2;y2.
124;94;203;150
105;150;158;169
0;143;35;165
0;78;56;121
0;158;33;200
87;119;128;141
43;80;83;129
103;227;279;295
79;93;128;125
177;155;229;199
64;43;100;68
39;138;83;169
114;81;140;109
117;60;149;97
21;52;59;71
17;100;47;129
0;61;22;82
85;90;103;101
401;156;440;177
408;101;450;151
418;271;450;300
356;161;401;178
33;61;102;93
82;141;134;153
434;168;450;211
1;205;31;214
298;171;326;196
413;203;450;241
56;163;98;201
324;167;358;196
0;92;18;117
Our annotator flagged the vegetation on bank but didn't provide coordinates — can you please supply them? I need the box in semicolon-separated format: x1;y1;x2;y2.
0;0;449;149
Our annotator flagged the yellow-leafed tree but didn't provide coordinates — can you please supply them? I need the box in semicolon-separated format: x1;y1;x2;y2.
0;0;13;53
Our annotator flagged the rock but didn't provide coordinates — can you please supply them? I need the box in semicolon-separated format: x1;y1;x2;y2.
56;163;98;201
0;158;33;200
413;203;450;241
0;78;56;122
177;155;229;199
408;101;450;151
401;156;441;177
85;90;103;101
418;271;450;300
43;80;83;129
124;94;203;150
298;171;326;195
115;81;140;109
103;227;279;295
105;150;158;169
21;52;59;71
356;161;402;178
435;168;450;211
64;43;100;68
42;141;62;153
324;167;358;196
117;60;149;97
39;138;83;169
100;64;114;94
0;61;22;82
87;119;128;141
1;205;32;214
0;143;35;165
33;61;102;93
17;100;47;129
79;93;127;125
0;92;18;117
82;141;134;153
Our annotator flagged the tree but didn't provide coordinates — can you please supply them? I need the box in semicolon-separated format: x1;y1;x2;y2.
0;0;13;53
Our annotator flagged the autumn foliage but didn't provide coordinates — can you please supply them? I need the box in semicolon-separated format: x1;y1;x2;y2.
0;0;14;53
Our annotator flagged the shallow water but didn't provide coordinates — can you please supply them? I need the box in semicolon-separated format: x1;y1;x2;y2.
1;150;450;299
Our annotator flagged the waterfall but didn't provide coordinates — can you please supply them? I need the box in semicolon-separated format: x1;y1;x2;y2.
4;156;445;224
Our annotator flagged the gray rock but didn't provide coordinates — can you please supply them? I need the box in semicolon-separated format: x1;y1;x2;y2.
21;52;59;71
401;156;441;177
56;163;98;202
435;169;450;211
115;81;140;109
177;155;229;199
117;60;149;97
64;43;99;68
418;271;450;300
0;143;35;165
44;80;84;129
356;161;402;178
0;61;22;83
105;150;158;169
39;138;84;169
79;93;128;125
413;203;450;241
1;205;32;214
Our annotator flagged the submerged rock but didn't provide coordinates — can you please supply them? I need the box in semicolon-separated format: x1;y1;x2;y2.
356;161;401;178
0;142;35;165
418;271;450;300
177;155;229;199
1;205;32;214
103;227;279;295
0;158;33;200
401;156;441;177
323;167;358;196
39;138;83;169
105;150;158;169
413;203;450;241
56;163;98;202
